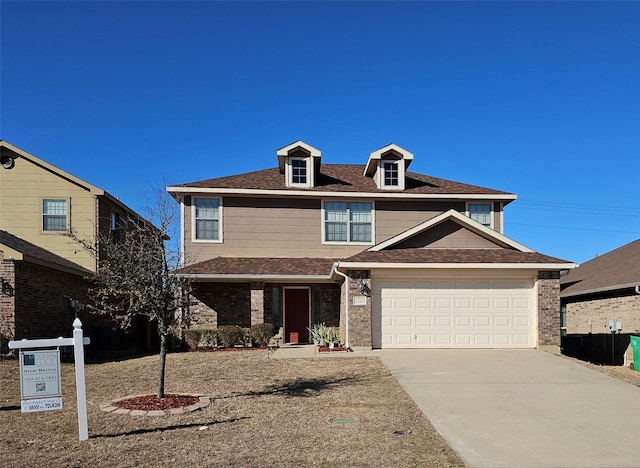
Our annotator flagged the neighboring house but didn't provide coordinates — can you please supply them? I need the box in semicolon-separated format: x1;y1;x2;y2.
0;229;93;348
0;141;154;351
561;239;640;334
560;240;640;363
168;141;574;349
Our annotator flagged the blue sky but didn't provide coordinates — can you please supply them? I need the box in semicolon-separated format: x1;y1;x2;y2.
1;1;639;264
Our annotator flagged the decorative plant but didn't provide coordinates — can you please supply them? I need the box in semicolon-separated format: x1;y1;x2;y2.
308;323;329;346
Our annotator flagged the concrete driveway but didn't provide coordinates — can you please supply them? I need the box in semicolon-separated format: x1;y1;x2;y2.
377;349;640;468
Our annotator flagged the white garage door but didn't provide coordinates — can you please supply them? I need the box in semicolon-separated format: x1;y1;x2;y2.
372;277;535;349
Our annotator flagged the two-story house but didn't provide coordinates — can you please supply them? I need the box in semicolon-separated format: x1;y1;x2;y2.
0;141;154;351
168;141;574;349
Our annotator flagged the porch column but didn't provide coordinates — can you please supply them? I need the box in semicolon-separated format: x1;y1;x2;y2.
250;282;265;326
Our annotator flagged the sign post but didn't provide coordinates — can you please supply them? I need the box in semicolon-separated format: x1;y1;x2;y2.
9;318;91;441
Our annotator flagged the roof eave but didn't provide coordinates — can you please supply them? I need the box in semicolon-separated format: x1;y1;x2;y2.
175;273;336;283
337;262;577;271
561;282;640;299
165;186;517;201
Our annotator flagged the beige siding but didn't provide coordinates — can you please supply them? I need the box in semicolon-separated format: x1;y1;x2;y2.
184;196;370;263
0;153;98;271
182;196;491;264
393;220;502;249
375;200;466;243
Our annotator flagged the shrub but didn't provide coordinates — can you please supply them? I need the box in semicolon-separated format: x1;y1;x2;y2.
183;329;202;350
200;329;219;348
250;323;275;347
217;325;245;348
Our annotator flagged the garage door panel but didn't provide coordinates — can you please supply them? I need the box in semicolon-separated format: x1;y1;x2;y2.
416;316;432;327
373;277;535;349
396;315;413;327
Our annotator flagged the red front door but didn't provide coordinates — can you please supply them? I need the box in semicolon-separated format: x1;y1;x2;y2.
284;288;310;343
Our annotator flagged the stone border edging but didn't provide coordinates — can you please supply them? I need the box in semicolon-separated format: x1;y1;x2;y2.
100;393;210;416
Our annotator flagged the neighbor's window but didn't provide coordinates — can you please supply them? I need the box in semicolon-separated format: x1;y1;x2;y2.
324;201;372;243
194;198;220;240
42;199;67;231
291;159;307;184
383;161;399;187
469;203;491;227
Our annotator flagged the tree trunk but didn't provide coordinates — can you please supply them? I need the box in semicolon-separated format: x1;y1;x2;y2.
157;331;168;398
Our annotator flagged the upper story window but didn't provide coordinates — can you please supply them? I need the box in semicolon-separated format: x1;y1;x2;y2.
110;212;121;243
42;199;67;231
324;201;372;243
383;161;399;187
291;158;307;184
468;203;492;228
364;144;413;191
194;198;221;241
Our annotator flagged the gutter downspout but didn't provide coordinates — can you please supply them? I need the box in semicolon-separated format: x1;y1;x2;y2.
635;285;640;295
333;262;349;349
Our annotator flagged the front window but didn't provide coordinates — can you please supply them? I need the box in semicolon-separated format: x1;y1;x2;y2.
291;159;307;184
42;199;67;231
324;201;372;243
469;203;491;227
383;161;399;186
194;198;220;240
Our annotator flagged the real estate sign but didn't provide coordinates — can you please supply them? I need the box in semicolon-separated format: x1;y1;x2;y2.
19;349;62;413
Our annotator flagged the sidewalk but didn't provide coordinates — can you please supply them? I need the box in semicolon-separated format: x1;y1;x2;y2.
269;343;378;359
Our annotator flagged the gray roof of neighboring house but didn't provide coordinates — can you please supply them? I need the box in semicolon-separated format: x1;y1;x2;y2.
561;239;640;297
0;229;92;276
171;164;514;197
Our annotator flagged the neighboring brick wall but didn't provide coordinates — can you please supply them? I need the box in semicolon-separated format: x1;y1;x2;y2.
344;270;372;349
11;260;90;341
538;271;561;346
0;259;16;351
566;294;640;335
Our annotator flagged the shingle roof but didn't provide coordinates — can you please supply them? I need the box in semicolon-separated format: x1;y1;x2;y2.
561;239;640;296
345;249;570;264
175;257;337;277
0;230;93;275
173;164;513;196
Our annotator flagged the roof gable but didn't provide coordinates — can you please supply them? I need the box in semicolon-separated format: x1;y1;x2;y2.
370;209;533;252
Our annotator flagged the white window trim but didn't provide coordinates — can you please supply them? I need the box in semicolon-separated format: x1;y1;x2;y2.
285;156;313;188
191;196;223;243
378;160;405;190
466;202;493;229
321;199;375;246
41;197;70;233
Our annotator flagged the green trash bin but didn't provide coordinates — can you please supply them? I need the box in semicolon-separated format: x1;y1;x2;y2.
631;336;640;371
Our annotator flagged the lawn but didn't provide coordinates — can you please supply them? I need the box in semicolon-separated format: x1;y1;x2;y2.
0;350;464;467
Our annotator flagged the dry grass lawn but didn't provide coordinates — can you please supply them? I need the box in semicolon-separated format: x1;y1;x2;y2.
0;350;464;467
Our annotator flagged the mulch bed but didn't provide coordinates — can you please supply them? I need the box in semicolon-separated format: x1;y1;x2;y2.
112;393;199;411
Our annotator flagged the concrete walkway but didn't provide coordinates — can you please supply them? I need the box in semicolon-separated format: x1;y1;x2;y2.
378;349;640;468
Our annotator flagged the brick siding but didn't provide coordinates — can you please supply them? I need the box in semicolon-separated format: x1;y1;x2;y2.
0;258;91;351
188;281;340;332
537;271;561;346
566;294;640;335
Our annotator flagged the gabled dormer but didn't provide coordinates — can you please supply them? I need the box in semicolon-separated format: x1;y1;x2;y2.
364;143;414;191
277;140;322;188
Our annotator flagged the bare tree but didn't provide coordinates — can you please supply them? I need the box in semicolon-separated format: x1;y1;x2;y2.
74;188;190;398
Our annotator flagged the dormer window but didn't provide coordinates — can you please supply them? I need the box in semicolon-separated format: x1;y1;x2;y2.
383;161;399;187
277;140;322;189
291;158;307;184
364;143;413;191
